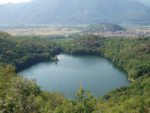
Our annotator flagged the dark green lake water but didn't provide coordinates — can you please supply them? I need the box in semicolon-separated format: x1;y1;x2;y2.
18;54;130;98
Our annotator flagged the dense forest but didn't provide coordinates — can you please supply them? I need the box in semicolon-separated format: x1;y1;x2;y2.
0;32;61;71
0;32;149;113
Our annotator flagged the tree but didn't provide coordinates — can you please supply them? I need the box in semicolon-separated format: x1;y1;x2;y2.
54;86;97;113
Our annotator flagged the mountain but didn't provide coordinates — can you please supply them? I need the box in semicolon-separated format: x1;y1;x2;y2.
0;0;150;25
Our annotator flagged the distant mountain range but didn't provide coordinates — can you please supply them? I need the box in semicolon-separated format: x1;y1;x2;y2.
0;0;150;25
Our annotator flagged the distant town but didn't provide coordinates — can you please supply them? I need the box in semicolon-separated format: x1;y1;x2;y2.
0;25;150;38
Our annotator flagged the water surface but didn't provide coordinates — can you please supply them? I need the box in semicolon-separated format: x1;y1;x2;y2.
18;54;130;98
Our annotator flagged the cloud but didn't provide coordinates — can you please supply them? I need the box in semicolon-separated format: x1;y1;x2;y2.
0;0;32;4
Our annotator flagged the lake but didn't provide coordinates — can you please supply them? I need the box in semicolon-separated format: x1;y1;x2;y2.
18;54;130;98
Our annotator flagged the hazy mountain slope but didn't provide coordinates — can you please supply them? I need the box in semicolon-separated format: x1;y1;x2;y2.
0;0;150;25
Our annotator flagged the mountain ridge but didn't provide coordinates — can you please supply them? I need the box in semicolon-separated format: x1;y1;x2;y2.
0;0;150;25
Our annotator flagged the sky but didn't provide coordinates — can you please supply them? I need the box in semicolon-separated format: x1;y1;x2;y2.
138;0;150;4
0;0;32;4
0;0;150;5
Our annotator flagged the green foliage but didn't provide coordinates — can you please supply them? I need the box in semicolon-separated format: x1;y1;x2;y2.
62;35;150;80
0;32;149;113
0;68;64;113
83;24;124;32
0;33;64;113
61;35;103;55
54;86;97;113
36;92;64;113
102;37;150;79
60;35;150;112
0;77;40;113
98;76;150;113
0;33;61;71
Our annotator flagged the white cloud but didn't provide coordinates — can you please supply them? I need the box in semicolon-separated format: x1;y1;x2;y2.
0;0;32;4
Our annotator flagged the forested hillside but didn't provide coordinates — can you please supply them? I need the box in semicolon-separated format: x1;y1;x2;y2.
0;32;149;113
60;35;150;112
98;75;150;113
0;32;61;71
0;32;64;113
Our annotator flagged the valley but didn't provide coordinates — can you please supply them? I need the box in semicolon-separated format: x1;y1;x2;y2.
0;0;150;112
1;24;150;38
0;32;149;113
